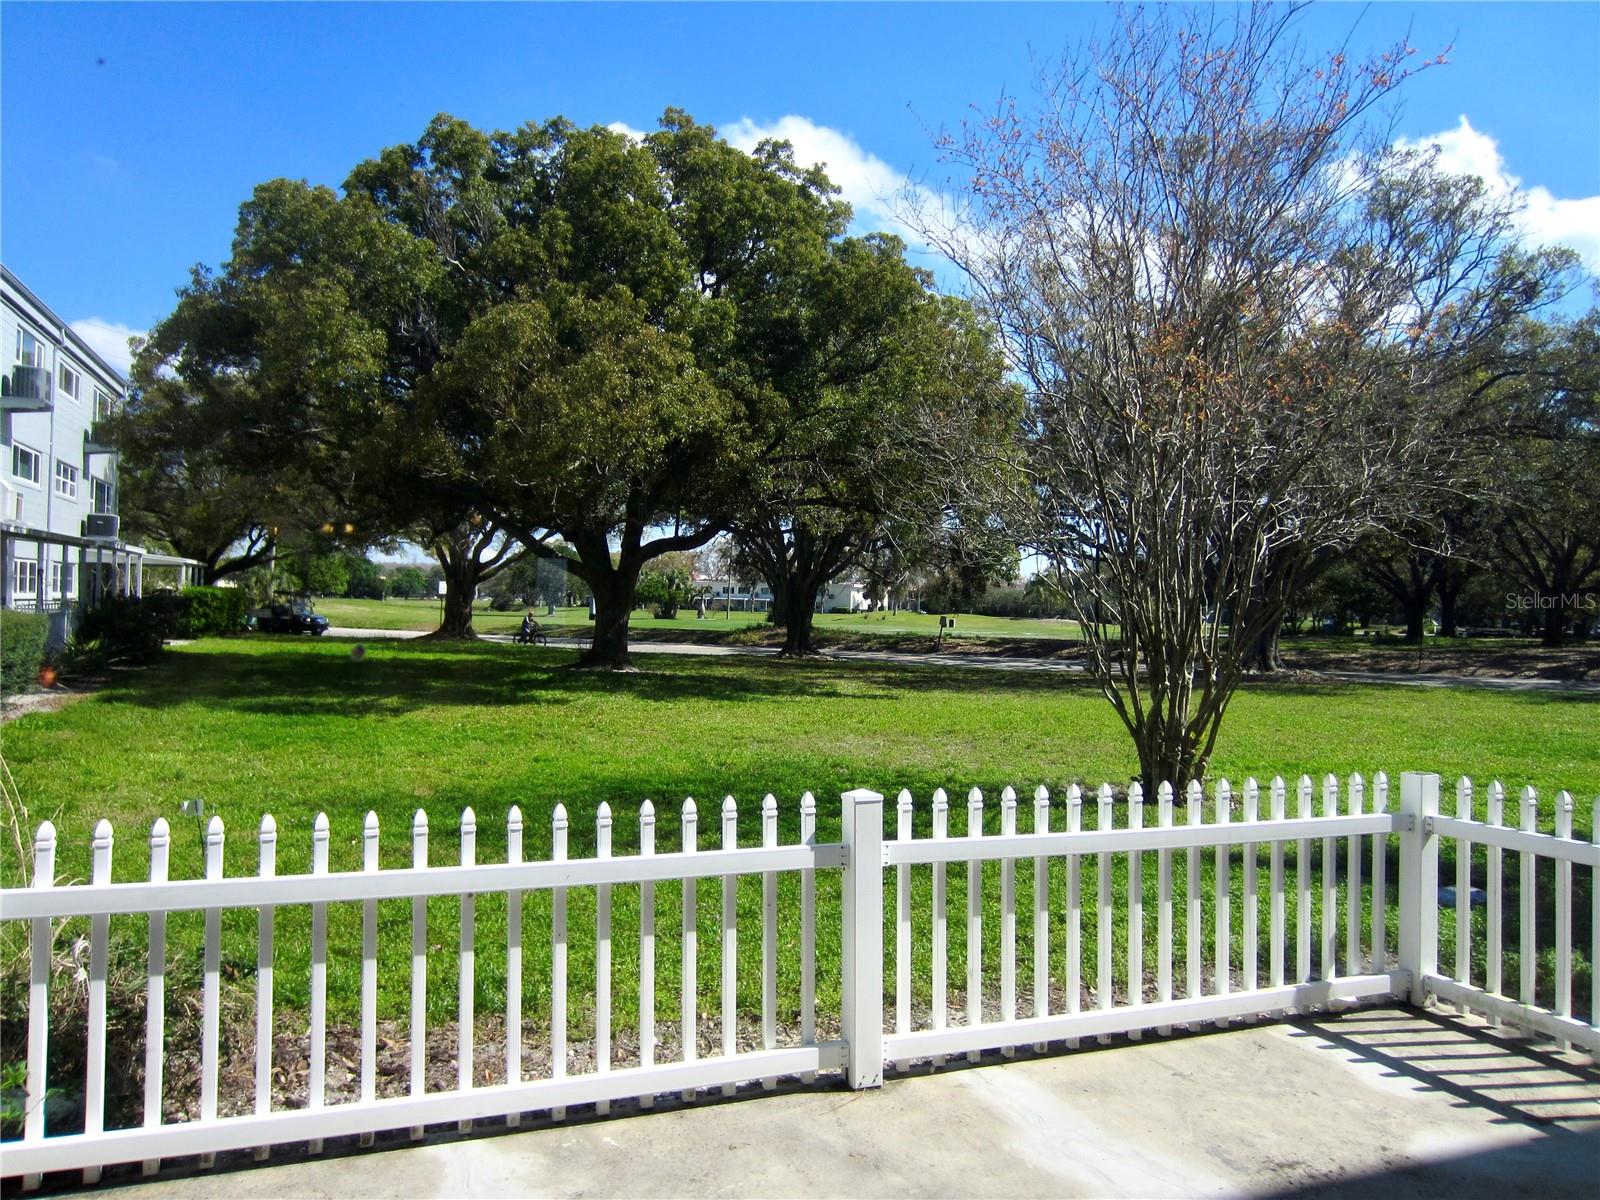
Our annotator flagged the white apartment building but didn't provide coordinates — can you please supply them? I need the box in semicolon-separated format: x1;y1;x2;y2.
1;264;147;623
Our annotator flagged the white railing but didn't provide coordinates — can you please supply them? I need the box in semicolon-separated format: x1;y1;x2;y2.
1;772;1594;1187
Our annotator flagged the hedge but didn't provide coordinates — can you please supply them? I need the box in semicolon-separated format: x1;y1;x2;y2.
0;610;50;694
176;586;248;637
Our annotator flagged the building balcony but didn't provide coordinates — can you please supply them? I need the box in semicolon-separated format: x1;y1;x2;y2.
1;365;53;413
84;420;118;455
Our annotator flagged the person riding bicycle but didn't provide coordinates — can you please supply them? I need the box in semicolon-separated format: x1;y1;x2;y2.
520;610;537;642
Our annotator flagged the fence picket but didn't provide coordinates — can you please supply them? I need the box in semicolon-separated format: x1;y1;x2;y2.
1321;774;1337;984
1001;786;1017;1054
1296;776;1313;990
458;807;477;1131
998;790;1011;1049
360;812;380;1145
800;792;816;1083
1270;777;1286;989
1127;783;1144;1039
1065;784;1081;1049
1097;784;1114;1043
639;801;656;1107
597;803;613;1113
1345;776;1363;990
1214;780;1231;1026
968;787;984;1060
142;820;171;1176
1033;785;1050;1052
253;815;276;1160
895;790;913;1070
1371;773;1389;976
761;794;778;1089
680;798;696;1102
1519;787;1537;1011
506;807;523;1125
721;796;738;1095
1485;782;1503;1024
1186;781;1203;1014
1592;796;1598;1043
82;820;113;1184
1554;792;1573;1048
553;804;569;1118
23;821;55;1192
931;788;948;1066
199;816;223;1168
308;813;329;1154
1157;782;1174;1036
1242;780;1259;998
409;811;427;1139
1456;779;1473;1011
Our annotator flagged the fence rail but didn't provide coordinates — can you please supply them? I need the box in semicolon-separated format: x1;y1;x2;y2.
1;771;1594;1188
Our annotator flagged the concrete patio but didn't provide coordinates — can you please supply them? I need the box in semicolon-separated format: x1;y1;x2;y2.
91;1005;1597;1199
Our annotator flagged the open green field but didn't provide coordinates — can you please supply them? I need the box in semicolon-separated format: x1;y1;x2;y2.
3;635;1593;1045
310;597;1087;641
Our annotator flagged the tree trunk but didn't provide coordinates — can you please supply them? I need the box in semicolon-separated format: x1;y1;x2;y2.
1438;579;1462;639
1540;602;1567;648
775;572;824;656
1402;596;1429;644
1242;624;1284;673
768;585;789;628
435;562;480;638
576;563;642;669
782;596;819;656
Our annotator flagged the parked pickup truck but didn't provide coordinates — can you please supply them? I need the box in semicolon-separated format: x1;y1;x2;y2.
250;601;330;636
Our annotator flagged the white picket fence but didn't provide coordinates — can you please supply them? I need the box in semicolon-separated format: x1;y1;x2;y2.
1;772;1595;1186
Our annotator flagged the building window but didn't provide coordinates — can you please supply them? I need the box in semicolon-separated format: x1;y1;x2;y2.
94;387;117;421
62;559;76;597
54;459;80;499
59;363;81;402
49;560;63;597
11;443;42;485
12;558;39;599
15;328;43;368
92;476;114;514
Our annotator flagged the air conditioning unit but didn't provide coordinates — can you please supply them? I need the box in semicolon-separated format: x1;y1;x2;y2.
84;513;119;541
1;365;53;412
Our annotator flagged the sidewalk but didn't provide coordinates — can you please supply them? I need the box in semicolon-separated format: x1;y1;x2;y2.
102;1007;1598;1199
326;628;1600;693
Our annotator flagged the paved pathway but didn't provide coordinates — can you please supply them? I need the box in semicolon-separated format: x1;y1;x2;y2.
326;627;1600;693
101;1007;1600;1199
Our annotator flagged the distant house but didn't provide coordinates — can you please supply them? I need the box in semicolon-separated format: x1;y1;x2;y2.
694;574;774;611
818;579;886;613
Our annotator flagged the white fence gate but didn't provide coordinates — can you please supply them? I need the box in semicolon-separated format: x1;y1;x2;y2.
1;772;1595;1187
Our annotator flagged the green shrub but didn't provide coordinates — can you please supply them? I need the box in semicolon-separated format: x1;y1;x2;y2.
75;596;171;664
176;586;247;637
0;610;50;694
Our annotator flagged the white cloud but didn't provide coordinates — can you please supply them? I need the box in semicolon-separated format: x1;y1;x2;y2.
69;318;145;378
720;115;959;253
1397;116;1600;275
606;121;648;142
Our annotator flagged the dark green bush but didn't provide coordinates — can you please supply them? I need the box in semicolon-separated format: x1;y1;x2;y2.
75;596;171;664
176;586;247;637
0;610;50;693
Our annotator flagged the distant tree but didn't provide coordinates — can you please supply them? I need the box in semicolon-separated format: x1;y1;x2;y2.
918;3;1573;786
286;552;349;597
344;554;388;600
388;566;428;600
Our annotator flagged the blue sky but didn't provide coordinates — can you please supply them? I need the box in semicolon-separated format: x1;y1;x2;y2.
3;1;1597;376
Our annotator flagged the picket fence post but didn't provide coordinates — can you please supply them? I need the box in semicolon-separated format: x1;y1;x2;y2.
1398;772;1440;1005
841;788;884;1089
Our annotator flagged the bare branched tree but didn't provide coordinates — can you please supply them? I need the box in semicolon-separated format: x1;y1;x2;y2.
913;3;1573;786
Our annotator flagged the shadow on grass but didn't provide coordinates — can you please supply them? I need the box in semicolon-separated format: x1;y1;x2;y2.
93;638;1123;719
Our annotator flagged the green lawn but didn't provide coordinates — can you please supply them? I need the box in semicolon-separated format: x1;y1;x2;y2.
311;597;1086;641
2;637;1593;1055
